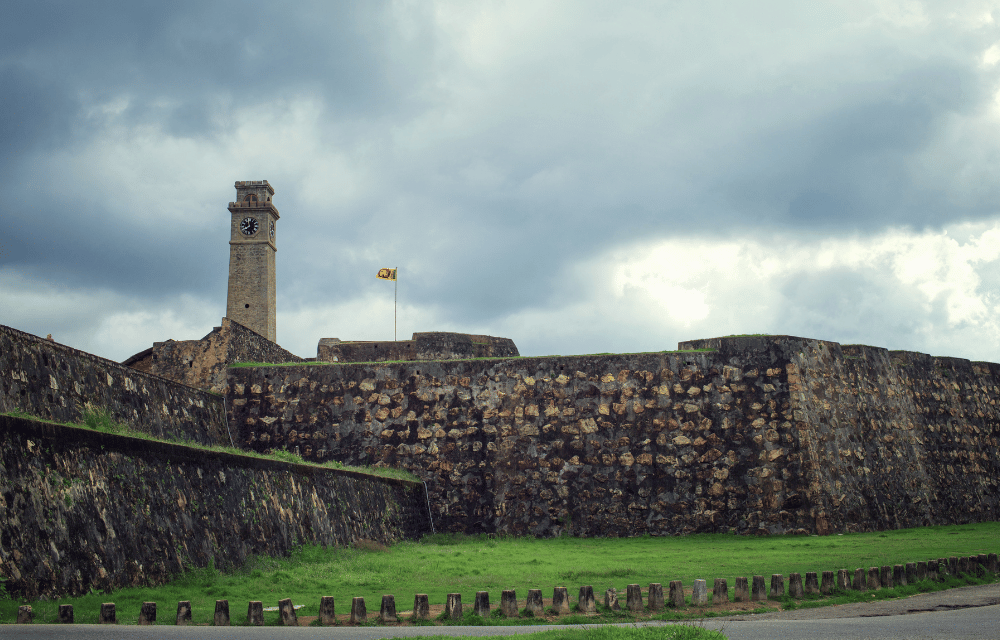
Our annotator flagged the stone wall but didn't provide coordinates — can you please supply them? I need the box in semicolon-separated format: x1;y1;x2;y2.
317;333;519;363
229;336;1000;537
0;414;430;599
0;324;228;446
125;317;303;393
319;339;417;363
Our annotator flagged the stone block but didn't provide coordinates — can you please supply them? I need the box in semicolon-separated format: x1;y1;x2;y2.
788;572;803;598
177;600;192;625
916;561;927;581
578;586;596;613
16;605;33;624
413;594;430;621
836;569;849;591
380;595;397;623
473;591;490;618
959;556;970;576
949;556;958;576
751;576;766;601
445;593;462;620
669;580;685;607
880;566;892;589
626;584;643;612
853;568;866;591
768;574;784;599
987;553;998;573
692;579;707;605
604;588;620;611
526;589;543;616
319;597;336;625
927;560;939;581
713;578;728;603
867;567;880;590
247;601;264;626
214;600;230;626
501;590;518;617
820;571;834;595
893;564;906;586
906;562;917;583
58;604;73;624
552;587;570;615
280;598;299;626
100;603;116;625
138;602;156;625
735;577;749;602
976;554;988;576
938;558;949;577
350;597;366;624
648;583;664;611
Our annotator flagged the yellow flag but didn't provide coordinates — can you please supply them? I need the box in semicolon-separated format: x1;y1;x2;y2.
376;268;397;281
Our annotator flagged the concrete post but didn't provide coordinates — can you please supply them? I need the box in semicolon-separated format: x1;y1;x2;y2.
648;583;664;611
751;576;766;601
380;595;397;623
916;561;927;581
501;590;518;617
177;601;192;626
958;557;970;576
821;571;834;594
214;600;230;626
350;597;366;624
279;599;299;627
247;601;264;626
16;606;33;624
948;556;958;576
137;602;155;625
100;603;116;624
836;569;849;591
692;580;707;605
413;594;430;621
626;584;643;612
976;554;988;576
769;574;784;599
445;593;462;620
938;558;949;578
669;580;685;607
927;560;939;582
319;597;336;625
879;566;892;589
805;572;819;595
473;591;490;618
526;589;543;616
713;578;728;603
867;567;880;590
893;564;905;586
604;588;620;611
552;587;570;615
735;577;749;602
987;553;998;573
853;568;866;591
906;562;917;584
788;573;803;598
578;586;596;613
58;604;73;624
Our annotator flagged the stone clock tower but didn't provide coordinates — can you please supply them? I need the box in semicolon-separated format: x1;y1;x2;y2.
226;180;278;342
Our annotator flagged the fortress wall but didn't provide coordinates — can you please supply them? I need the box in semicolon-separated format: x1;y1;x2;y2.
319;340;417;363
0;414;429;599
0;324;228;446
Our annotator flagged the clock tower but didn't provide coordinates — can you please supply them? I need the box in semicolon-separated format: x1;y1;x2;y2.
226;180;279;342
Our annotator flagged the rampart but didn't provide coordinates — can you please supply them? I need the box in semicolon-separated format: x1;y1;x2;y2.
228;335;1000;536
0;414;429;599
0;324;228;446
317;332;519;363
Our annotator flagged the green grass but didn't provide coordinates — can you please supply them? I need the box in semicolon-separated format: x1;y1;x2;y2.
2;524;995;625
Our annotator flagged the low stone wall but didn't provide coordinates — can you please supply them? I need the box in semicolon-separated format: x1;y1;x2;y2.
0;414;430;599
319;339;417;363
0;324;227;446
316;333;519;363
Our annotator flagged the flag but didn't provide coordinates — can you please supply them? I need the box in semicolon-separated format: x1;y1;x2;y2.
376;268;397;281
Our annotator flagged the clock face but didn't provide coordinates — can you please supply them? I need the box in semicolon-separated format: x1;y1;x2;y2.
240;217;259;236
269;221;275;239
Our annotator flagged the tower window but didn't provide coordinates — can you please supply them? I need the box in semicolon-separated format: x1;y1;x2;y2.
243;194;258;202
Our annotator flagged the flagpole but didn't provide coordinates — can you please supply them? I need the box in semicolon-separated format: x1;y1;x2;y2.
394;267;398;342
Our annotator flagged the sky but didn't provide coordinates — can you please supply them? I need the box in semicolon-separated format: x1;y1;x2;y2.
4;0;1000;363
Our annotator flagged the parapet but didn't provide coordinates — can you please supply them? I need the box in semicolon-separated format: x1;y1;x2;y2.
317;332;519;363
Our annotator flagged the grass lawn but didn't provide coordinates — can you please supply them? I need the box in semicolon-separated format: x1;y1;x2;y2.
1;522;996;625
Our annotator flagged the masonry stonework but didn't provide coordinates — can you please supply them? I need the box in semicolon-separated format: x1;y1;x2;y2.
226;180;278;342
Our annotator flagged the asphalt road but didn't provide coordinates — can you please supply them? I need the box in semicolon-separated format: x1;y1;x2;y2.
2;585;996;640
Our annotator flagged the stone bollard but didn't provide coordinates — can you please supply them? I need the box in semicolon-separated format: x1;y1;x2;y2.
59;604;74;624
788;573;803;598
880;566;892;589
413;594;430;621
552;587;570;615
669;580;685;607
916;561;927;581
380;595;397;623
626;584;643;612
474;591;490;618
906;562;917;584
836;569;849;591
713;578;728;603
988;553;998;574
501;590;518;617
526;589;543;616
319;597;336;626
821;571;834;594
751;576;766;601
938;558;950;578
949;556;958;576
927;560;939;582
138;602;156;625
692;579;707;605
279;598;299;627
805;572;819;595
247;601;264;626
958;557;970;576
578;586;596;613
853;568;866;591
604;588;620;611
445;593;462;620
214;600;230;626
648;583;664;611
735;577;749;602
769;574;784;600
867;567;880;590
177;601;192;626
16;606;33;624
350;597;366;624
100;603;116;625
976;554;988;576
893;564;906;586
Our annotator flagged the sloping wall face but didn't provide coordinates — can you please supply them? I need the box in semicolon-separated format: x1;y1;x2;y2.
0;324;227;446
0;415;429;599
